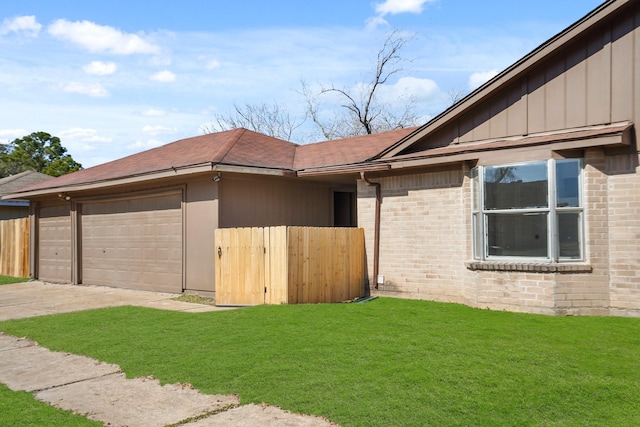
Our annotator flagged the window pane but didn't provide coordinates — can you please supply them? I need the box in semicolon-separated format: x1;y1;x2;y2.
484;163;548;210
471;168;479;212
556;160;580;207
487;213;548;257
558;213;581;259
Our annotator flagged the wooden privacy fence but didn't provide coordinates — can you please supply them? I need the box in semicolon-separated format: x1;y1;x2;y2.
215;226;365;305
0;218;30;278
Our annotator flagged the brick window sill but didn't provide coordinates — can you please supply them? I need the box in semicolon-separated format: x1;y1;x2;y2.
465;261;593;273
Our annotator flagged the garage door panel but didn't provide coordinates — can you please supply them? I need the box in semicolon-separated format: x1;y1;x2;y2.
38;205;72;283
81;193;183;293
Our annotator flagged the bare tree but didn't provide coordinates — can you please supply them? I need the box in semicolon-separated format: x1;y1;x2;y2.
447;88;468;106
204;31;421;142
302;30;421;140
202;102;304;141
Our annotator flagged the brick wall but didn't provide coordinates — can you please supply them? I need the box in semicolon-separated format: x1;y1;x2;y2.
606;150;640;316
357;150;640;317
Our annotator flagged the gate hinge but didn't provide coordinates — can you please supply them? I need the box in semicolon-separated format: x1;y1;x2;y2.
264;287;267;294
263;246;266;254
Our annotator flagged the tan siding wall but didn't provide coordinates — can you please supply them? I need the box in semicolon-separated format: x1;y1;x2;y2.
184;177;218;293
0;206;29;221
445;8;640;146
220;175;333;228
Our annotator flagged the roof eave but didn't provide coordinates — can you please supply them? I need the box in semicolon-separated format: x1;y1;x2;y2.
3;161;299;200
387;121;632;170
296;163;391;177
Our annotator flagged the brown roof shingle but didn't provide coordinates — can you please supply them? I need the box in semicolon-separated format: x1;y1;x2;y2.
294;127;418;170
12;127;416;195
17;128;298;193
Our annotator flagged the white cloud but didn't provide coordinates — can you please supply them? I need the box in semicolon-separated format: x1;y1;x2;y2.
142;108;167;117
83;61;117;75
206;59;221;70
468;70;499;90
375;0;433;16
58;128;112;142
150;70;176;82
59;82;109;97
0;128;28;140
142;125;177;136
0;15;41;37
48;19;160;55
374;76;440;106
368;0;435;29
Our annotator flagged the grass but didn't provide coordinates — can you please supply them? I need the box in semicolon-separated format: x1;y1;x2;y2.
1;298;639;426
0;383;100;426
0;275;29;285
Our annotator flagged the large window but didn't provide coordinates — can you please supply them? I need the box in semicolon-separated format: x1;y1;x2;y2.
472;159;583;261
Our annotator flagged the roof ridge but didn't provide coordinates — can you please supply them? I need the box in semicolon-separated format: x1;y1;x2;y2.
218;128;248;164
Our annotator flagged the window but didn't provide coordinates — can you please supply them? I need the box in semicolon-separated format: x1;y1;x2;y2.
472;159;583;261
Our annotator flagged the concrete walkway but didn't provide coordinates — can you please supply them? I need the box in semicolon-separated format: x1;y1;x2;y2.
0;281;231;321
0;281;337;426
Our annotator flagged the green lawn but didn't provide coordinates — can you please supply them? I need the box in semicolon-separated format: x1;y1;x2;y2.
1;298;639;426
0;383;100;426
0;275;29;285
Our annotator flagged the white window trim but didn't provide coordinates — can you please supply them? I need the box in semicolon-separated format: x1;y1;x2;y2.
472;159;584;263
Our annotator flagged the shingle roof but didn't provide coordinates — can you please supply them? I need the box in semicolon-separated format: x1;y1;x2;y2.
0;170;53;195
10;127;417;195
17;128;298;193
294;127;418;171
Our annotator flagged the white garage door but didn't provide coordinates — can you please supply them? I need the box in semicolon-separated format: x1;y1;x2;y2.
80;192;183;293
38;205;72;283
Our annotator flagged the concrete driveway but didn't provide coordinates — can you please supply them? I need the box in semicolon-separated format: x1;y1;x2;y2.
0;280;230;321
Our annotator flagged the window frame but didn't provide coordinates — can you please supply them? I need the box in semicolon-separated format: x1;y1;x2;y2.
471;158;584;262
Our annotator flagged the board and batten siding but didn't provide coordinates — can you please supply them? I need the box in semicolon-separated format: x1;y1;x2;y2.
404;6;640;153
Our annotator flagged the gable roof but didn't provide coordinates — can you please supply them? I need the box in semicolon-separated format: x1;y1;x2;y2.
378;0;629;159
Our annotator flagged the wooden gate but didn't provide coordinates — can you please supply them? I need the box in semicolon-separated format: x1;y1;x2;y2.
215;226;364;305
0;218;30;278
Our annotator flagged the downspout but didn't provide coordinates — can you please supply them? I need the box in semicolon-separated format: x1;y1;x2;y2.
360;172;381;290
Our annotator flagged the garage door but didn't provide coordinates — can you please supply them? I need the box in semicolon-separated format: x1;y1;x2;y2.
80;192;183;293
38;205;72;283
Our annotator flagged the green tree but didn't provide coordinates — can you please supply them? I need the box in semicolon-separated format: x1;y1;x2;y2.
0;132;82;178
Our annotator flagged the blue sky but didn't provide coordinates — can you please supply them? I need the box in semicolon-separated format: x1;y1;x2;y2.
0;0;604;168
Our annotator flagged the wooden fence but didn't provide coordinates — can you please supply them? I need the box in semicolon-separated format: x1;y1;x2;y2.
0;218;30;278
215;226;365;305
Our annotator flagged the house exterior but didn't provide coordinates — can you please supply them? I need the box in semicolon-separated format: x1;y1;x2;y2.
5;0;640;316
5;127;414;295
0;171;53;220
323;0;639;316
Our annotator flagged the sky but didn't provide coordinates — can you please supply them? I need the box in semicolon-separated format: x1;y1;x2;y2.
0;0;605;169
